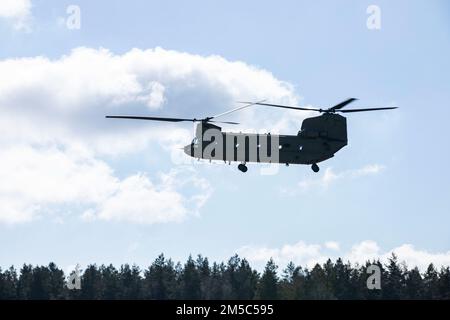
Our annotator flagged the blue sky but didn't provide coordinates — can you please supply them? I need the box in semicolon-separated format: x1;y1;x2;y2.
1;0;450;271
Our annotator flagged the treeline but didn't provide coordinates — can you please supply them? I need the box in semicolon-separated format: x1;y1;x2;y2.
1;254;449;300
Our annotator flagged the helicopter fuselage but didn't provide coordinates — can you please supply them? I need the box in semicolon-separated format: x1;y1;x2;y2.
183;113;348;170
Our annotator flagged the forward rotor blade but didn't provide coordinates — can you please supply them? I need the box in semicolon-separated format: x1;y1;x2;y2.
238;101;322;112
329;98;358;111
338;107;398;113
106;115;239;125
212;99;267;120
105;115;196;122
209;120;240;125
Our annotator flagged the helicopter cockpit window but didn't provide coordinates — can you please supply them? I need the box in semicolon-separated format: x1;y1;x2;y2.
192;137;199;145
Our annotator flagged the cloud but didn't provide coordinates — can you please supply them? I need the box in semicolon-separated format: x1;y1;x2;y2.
237;241;327;270
236;240;450;272
280;164;385;195
145;81;166;109
82;167;212;224
0;144;210;225
0;47;299;224
0;145;115;224
324;241;340;251
309;164;385;189
0;0;32;31
0;47;300;154
345;240;381;263
325;163;384;185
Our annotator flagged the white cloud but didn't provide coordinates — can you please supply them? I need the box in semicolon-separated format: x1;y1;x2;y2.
280;164;385;195
386;244;450;271
0;0;32;31
0;145;210;225
0;47;298;224
345;240;381;263
325;241;340;251
0;47;300;155
314;164;385;188
237;241;324;270
84;167;212;224
236;240;450;271
99;174;184;224
347;241;450;271
0;145;115;224
144;81;166;109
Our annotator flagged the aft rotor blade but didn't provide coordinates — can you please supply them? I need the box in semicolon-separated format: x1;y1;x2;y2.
338;107;398;113
238;101;322;112
329;98;358;111
105;115;197;122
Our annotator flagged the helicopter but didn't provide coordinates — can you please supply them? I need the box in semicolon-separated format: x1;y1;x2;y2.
106;98;397;173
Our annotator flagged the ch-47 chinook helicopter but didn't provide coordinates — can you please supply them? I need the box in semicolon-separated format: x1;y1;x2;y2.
106;98;397;173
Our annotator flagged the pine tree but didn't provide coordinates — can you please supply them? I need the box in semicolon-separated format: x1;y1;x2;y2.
363;260;383;300
305;263;334;299
81;264;104;299
349;265;366;299
119;264;142;299
279;262;306;299
17;264;33;299
423;263;439;299
209;262;225;299
322;259;337;300
235;258;258;299
383;254;406;299
180;255;201;299
30;266;52;299
47;263;65;299
437;267;450;299
100;264;120;299
0;266;18;299
405;267;424;299
257;258;278;300
223;254;240;299
333;258;353;299
196;255;211;299
143;254;177;299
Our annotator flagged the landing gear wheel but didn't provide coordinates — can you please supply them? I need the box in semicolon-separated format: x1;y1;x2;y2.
238;163;248;173
311;163;320;173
